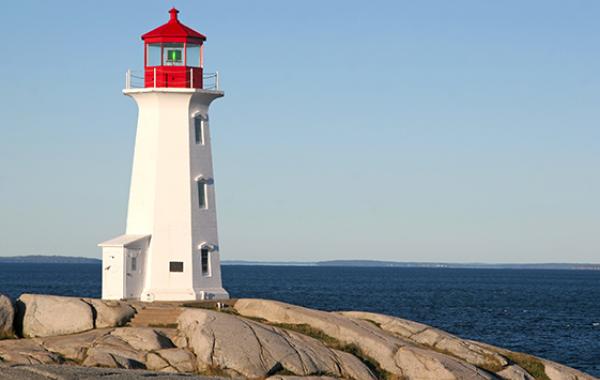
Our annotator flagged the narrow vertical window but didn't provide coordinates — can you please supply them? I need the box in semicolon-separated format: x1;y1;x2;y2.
201;248;210;276
193;115;204;145
197;179;207;209
131;257;137;271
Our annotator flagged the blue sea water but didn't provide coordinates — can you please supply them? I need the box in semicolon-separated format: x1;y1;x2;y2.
0;264;598;376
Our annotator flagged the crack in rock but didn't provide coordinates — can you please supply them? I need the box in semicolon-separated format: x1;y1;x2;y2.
239;319;270;371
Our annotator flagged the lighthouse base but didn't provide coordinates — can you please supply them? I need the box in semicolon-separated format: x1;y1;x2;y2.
140;288;229;302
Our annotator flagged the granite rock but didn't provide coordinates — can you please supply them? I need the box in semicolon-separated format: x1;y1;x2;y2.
341;310;507;370
111;327;175;351
177;308;376;380
17;294;94;338
0;338;63;365
86;299;136;328
234;298;495;380
0;294;14;339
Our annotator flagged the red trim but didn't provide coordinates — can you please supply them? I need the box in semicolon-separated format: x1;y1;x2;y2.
144;66;203;89
143;36;204;44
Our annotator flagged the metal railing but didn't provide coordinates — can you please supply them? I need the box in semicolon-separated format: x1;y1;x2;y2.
125;69;220;90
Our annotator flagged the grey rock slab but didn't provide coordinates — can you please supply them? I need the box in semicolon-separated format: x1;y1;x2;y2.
82;349;145;370
111;327;175;351
234;298;496;380
147;352;171;371
85;299;136;328
267;377;342;380
0;338;63;365
82;333;147;368
177;308;376;380
539;359;597;380
17;294;94;338
497;365;536;380
155;348;197;373
38;328;113;362
0;364;226;379
80;328;180;371
0;294;15;339
172;335;188;348
470;341;598;380
341;310;507;371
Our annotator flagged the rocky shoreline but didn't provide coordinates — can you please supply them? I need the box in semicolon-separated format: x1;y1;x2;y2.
0;293;596;380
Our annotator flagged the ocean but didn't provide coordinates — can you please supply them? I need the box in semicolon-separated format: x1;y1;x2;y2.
0;264;598;376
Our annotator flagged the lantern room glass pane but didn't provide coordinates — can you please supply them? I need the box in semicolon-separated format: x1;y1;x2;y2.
186;45;201;67
147;44;161;66
163;43;184;66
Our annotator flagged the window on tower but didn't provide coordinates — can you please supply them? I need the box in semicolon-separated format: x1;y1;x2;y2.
163;43;184;66
147;44;161;66
201;248;210;276
197;179;207;209
194;115;205;145
186;44;201;68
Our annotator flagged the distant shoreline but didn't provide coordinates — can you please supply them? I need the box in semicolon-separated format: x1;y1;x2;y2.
2;255;598;270
0;255;101;264
224;259;600;270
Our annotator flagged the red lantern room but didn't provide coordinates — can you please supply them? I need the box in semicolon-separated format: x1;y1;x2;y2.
142;8;206;89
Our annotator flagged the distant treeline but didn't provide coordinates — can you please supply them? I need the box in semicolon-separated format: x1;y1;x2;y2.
222;260;600;270
0;255;101;264
0;256;598;270
314;260;600;270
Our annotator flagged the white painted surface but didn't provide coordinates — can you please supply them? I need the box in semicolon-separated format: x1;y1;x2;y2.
102;247;125;300
100;234;150;300
100;88;229;301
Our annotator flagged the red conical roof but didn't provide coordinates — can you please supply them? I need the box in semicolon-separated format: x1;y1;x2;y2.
142;8;206;43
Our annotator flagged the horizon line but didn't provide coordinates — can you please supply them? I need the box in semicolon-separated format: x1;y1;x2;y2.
1;255;599;266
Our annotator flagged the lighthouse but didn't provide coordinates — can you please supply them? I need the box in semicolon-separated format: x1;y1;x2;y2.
99;8;229;302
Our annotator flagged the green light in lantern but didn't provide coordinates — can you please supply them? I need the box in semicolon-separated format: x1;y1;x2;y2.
167;49;182;63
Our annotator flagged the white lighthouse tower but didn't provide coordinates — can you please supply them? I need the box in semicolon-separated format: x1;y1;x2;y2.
100;8;229;302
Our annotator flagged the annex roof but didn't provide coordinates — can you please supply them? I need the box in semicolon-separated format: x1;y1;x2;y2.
98;234;151;248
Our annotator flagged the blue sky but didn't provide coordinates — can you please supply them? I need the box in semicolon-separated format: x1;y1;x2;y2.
0;1;598;263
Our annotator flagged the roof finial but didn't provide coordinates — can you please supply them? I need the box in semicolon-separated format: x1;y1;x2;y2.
169;7;179;22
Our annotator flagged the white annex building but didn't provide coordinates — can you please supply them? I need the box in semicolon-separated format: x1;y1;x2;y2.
100;8;229;302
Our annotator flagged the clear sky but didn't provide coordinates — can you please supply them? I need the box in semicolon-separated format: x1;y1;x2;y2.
0;1;598;263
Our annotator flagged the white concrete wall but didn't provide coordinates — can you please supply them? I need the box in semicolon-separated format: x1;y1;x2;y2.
124;88;229;301
102;248;126;300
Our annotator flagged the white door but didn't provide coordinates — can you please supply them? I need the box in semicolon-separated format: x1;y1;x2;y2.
102;249;125;300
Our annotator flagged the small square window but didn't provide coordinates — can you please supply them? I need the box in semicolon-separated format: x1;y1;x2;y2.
169;261;184;272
